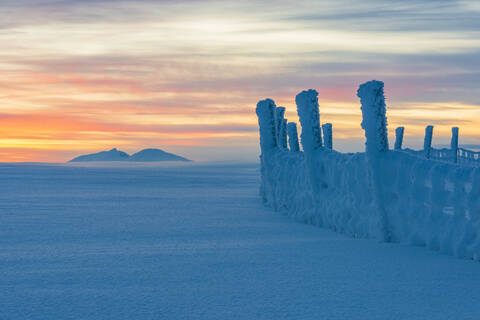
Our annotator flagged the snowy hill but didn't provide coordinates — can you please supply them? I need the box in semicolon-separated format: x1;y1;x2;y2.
69;148;190;162
129;148;190;162
69;148;130;162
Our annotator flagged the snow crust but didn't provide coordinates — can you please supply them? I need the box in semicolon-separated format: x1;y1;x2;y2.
263;146;480;259
3;162;480;319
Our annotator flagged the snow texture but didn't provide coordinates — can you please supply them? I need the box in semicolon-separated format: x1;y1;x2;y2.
322;123;332;149
256;99;277;152
256;98;278;205
357;80;388;153
295;90;322;153
287;122;300;152
3;162;480;319
394;126;404;150
256;82;480;260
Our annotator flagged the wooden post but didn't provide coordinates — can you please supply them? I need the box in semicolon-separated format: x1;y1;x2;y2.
451;127;459;163
424;125;433;159
322;123;333;149
394;127;404;150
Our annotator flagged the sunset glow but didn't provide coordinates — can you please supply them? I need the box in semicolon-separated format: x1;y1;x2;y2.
2;0;480;161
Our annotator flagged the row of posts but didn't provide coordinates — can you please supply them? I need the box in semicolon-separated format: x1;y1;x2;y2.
394;125;459;163
269;105;333;153
257;82;459;165
256;81;391;241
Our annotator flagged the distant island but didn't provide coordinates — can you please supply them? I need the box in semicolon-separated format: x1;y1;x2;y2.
69;148;191;162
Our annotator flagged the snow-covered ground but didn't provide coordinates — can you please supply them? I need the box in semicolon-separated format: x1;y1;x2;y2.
1;162;480;319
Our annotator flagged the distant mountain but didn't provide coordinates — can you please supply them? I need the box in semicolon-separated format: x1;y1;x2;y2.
69;148;130;162
69;148;191;162
129;148;190;162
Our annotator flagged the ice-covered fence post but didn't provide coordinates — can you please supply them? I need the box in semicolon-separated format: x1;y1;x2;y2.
256;99;277;153
424;125;433;159
357;80;390;242
279;118;288;149
394;127;404;150
287;122;300;152
256;99;278;206
451;127;459;163
358;81;389;153
296;89;322;152
296;89;323;193
322;123;333;149
275;107;286;146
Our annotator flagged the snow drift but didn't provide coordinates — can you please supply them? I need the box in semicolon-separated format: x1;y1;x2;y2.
256;80;480;260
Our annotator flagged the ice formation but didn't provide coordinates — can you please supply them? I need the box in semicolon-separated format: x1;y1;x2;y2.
255;81;480;260
357;80;388;153
295;90;322;153
256;99;277;152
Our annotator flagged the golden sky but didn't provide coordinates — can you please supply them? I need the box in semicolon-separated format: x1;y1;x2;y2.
1;0;480;161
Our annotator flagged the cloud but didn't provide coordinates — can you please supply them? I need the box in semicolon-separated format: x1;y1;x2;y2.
1;0;479;161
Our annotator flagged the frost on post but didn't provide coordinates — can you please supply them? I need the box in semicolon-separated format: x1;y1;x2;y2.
295;89;322;154
256;98;278;205
394;127;404;150
357;80;390;242
256;99;277;153
322;123;333;149
279;118;288;149
275;107;286;146
424;125;434;159
451;127;459;163
287;122;300;152
357;80;388;154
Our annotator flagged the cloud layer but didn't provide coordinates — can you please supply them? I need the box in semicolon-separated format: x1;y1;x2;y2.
1;0;479;161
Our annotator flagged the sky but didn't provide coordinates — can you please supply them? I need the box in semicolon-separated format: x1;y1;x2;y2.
1;0;480;162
